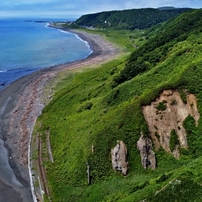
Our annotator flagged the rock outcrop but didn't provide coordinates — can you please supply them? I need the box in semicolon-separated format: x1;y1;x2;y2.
137;133;156;169
142;90;200;158
111;140;128;175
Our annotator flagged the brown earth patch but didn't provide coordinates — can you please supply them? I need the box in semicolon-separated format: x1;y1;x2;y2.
142;90;200;158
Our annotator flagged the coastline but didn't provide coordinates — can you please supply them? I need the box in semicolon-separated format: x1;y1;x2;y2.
0;29;120;201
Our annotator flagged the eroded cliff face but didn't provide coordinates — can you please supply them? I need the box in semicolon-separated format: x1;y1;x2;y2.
111;140;128;175
137;133;156;169
142;90;200;158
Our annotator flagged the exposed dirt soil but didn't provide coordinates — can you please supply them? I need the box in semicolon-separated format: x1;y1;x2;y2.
142;90;200;158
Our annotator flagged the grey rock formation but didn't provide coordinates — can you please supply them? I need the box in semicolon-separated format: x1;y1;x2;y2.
111;140;128;175
142;90;200;158
137;133;156;170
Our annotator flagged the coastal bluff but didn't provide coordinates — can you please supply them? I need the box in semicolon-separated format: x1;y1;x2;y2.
142;90;200;158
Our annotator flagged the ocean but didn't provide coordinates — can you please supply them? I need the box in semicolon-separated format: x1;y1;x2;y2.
0;19;92;90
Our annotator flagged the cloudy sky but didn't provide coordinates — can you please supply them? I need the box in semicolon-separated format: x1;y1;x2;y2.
0;0;202;19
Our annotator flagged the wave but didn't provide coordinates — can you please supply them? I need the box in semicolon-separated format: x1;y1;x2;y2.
0;70;7;73
5;67;40;73
58;29;69;34
45;23;93;59
74;34;93;55
52;27;93;59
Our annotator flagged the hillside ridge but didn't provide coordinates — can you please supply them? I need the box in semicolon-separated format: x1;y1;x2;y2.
75;7;191;30
33;8;202;201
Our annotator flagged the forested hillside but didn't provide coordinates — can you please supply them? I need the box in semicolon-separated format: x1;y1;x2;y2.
75;7;191;30
33;8;202;202
113;8;202;85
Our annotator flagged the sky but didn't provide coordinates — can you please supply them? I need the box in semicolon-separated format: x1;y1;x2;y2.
0;0;202;19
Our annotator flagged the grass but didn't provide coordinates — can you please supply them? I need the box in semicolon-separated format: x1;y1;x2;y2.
32;13;202;202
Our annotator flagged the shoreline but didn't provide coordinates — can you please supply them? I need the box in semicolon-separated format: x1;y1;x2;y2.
0;29;120;201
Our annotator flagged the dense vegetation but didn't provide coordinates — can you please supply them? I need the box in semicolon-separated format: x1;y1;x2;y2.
113;9;202;85
33;9;202;201
75;8;191;30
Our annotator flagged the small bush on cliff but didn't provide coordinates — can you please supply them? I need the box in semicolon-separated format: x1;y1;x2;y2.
170;129;180;151
155;100;167;111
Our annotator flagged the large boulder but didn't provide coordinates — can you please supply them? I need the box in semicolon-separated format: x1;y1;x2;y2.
111;140;128;175
137;132;156;170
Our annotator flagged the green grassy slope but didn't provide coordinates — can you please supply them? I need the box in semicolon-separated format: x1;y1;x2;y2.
114;9;202;85
33;9;202;201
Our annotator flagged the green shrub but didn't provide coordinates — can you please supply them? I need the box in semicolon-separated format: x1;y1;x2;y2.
77;102;93;112
170;129;180;151
155;100;167;111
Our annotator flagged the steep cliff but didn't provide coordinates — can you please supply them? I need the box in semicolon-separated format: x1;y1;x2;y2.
142;90;200;158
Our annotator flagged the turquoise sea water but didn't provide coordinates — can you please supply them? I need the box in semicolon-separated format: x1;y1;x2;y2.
0;19;92;90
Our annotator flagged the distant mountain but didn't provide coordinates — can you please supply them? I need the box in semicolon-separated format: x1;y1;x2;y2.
75;7;191;30
157;6;176;10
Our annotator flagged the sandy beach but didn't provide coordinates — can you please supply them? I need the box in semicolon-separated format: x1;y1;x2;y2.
0;29;120;201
